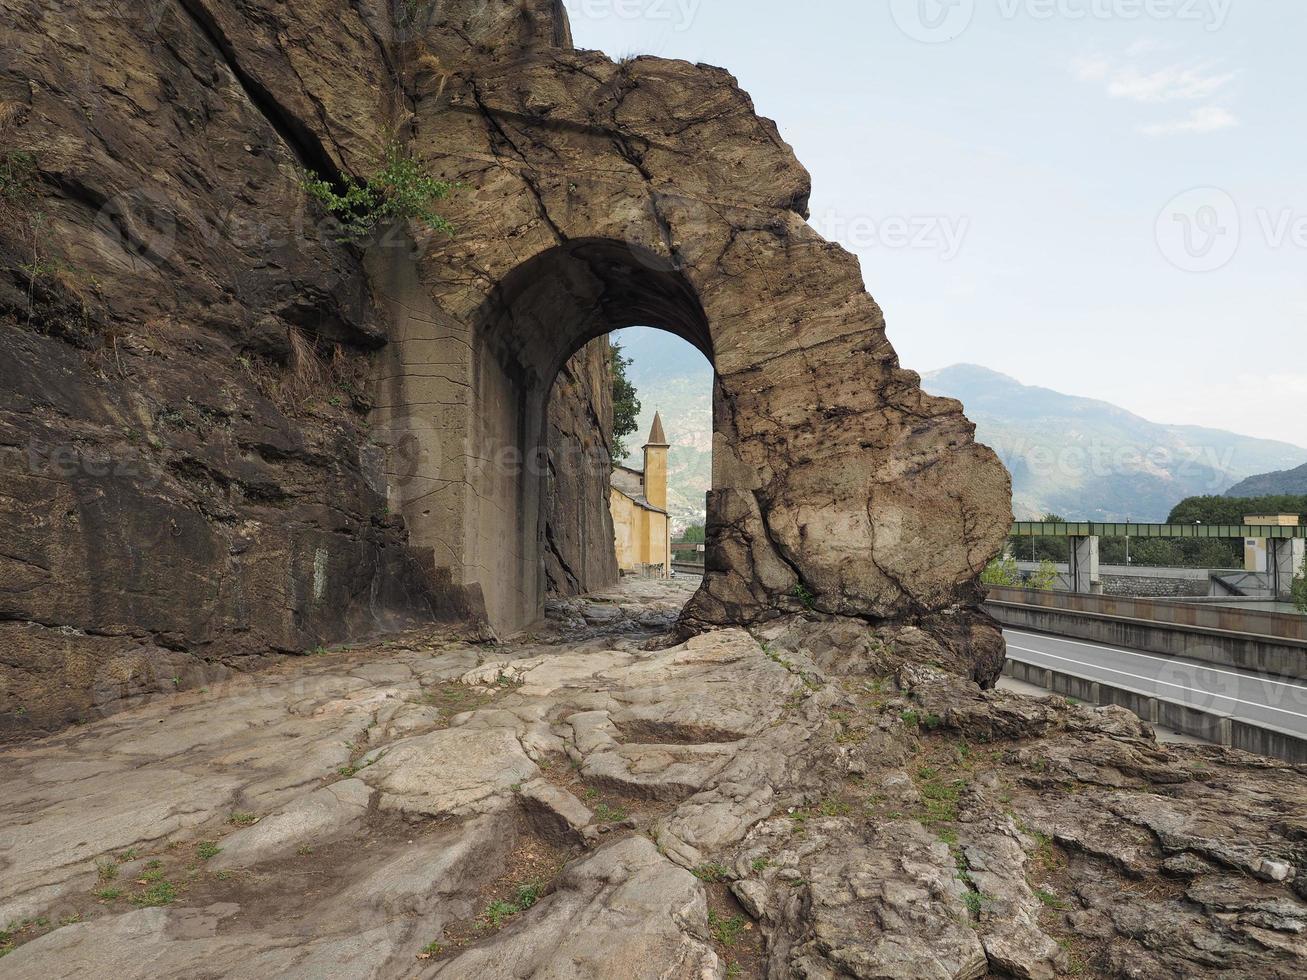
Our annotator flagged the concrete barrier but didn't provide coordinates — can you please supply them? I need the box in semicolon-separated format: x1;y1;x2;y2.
1001;659;1307;764
986;587;1307;681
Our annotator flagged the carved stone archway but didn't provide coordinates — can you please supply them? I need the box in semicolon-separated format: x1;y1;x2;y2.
370;10;1013;652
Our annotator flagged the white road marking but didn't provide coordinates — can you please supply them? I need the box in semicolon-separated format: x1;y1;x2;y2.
1004;644;1307;724
1004;629;1307;694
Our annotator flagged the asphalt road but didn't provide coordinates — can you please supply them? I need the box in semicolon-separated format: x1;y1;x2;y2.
1002;628;1307;740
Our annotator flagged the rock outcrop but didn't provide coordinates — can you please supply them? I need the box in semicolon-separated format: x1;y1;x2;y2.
0;0;1009;737
1;579;1301;977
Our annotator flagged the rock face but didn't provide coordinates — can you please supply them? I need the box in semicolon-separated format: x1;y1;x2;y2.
0;0;1010;737
404;0;1014;635
1;579;1302;978
544;338;621;597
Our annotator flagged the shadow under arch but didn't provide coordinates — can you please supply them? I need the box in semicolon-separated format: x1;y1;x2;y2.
467;238;717;631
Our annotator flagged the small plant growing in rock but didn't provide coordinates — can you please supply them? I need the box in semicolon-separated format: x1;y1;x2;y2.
131;879;177;907
0;149;37;202
514;881;543;910
302;142;454;245
692;863;732;883
96;860;119;882
1293;552;1307;613
962;890;985;917
228;811;258;827
94;886;122;901
482;899;519;929
1035;888;1067;909
793;582;816;610
592;802;627;824
707;910;748;947
195;841;221;861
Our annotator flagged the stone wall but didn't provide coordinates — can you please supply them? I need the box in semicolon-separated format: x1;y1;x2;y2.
1101;573;1213;599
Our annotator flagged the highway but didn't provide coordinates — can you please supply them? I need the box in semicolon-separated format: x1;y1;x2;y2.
1002;628;1307;741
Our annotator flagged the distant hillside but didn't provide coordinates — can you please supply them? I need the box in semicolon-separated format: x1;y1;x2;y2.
614;328;713;533
1225;462;1307;498
920;365;1307;521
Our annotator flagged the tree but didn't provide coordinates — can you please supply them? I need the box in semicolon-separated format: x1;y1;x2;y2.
1294;552;1307;614
609;340;641;461
1168;494;1307;527
673;524;705;562
981;556;1021;587
1027;559;1060;592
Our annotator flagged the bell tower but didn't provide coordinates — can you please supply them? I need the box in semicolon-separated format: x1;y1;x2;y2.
642;412;669;511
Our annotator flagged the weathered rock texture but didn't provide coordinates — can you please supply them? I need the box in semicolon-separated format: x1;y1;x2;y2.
403;0;1014;635
544;338;620;597
0;0;1010;735
1;579;1302;978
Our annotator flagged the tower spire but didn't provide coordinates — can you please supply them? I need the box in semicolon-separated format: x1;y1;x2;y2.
645;411;669;448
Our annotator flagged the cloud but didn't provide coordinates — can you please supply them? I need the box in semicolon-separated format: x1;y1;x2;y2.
1138;106;1239;137
1074;55;1236;103
1107;64;1236;103
1072;49;1239;136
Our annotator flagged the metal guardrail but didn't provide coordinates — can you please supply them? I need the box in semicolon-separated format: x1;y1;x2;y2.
1011;521;1306;540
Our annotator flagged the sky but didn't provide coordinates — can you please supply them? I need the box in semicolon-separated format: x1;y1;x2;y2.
563;0;1307;448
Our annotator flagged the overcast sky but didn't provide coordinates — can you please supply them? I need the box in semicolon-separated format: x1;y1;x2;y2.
565;0;1306;447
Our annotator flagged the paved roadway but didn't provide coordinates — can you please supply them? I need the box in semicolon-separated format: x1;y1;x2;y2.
1002;628;1307;740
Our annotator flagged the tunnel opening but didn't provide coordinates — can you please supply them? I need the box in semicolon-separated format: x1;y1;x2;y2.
468;239;718;632
543;326;715;603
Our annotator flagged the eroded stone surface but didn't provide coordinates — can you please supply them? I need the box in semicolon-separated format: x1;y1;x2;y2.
2;0;1011;740
2;579;1304;978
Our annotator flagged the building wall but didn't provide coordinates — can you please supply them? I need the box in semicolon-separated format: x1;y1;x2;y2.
610;489;670;575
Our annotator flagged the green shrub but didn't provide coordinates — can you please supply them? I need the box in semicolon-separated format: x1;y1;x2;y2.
980;555;1020;587
1026;559;1060;592
1294;552;1307;614
302;143;454;244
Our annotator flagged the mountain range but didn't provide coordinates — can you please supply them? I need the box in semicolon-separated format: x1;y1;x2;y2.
612;335;1307;526
920;365;1307;520
1225;462;1307;498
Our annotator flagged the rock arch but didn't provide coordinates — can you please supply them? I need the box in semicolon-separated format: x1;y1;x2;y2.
370;18;1014;654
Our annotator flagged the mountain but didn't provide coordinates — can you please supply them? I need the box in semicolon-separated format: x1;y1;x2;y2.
1225;462;1307;498
613;328;714;533
921;365;1307;521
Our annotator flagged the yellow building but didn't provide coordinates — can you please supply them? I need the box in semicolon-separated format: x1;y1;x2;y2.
1244;514;1301;571
611;413;672;577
